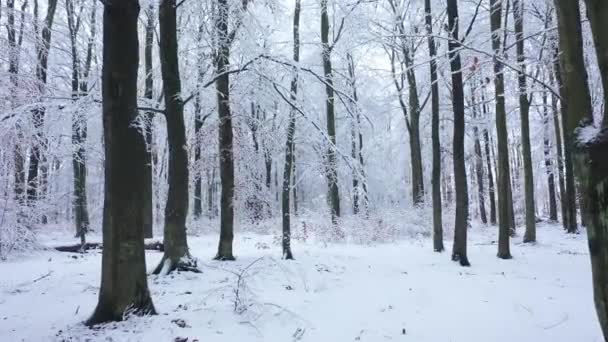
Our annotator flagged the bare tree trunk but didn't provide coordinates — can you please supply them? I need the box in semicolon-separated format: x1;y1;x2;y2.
555;0;608;337
154;0;196;274
215;0;236;260
481;83;497;225
143;4;155;238
281;0;301;260
321;0;341;224
87;0;156;324
551;80;567;225
347;53;368;215
66;0;93;245
553;47;578;233
490;0;512;259
426;0;443;251
447;0;469;266
27;0;57;213
542;83;558;221
513;0;536;242
471;81;487;224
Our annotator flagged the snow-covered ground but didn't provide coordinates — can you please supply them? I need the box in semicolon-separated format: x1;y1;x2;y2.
0;222;602;341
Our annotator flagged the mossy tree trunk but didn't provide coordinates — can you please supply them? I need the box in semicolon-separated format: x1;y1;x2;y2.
87;0;156;325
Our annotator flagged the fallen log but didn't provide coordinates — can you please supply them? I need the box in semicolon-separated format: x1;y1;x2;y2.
54;241;164;253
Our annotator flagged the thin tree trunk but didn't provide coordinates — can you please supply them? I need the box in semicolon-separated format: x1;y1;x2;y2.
447;0;470;266
550;76;567;226
553;47;578;233
87;0;156;324
490;0;513;259
426;0;443;252
321;0;341;224
143;4;155;238
281;0;301;260
471;80;487;224
513;0;536;242
27;0;57;210
542;86;558;222
154;0;196;274
481;83;497;225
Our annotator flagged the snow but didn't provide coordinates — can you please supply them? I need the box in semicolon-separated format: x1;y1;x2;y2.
577;124;602;145
0;223;603;342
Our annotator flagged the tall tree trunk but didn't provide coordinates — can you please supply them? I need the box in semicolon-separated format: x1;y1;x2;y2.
471;80;487;224
542;85;557;222
27;0;57;210
320;0;341;224
281;0;301;260
550;76;567;225
193;22;206;220
542;85;558;222
143;4;155;238
7;0;26;210
87;0;156;324
490;0;512;259
66;0;93;245
154;0;196;274
553;47;578;233
481;83;497;225
426;0;442;251
215;0;236;260
555;0;608;337
347;53;368;215
446;0;469;266
513;0;536;242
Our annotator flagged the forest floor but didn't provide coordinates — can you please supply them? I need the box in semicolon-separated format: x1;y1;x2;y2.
0;221;602;341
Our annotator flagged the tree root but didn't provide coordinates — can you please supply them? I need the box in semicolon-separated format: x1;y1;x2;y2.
152;255;201;275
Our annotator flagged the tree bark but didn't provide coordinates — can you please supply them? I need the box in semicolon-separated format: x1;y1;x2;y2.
446;0;469;266
553;47;578;233
321;0;341;224
555;0;608;338
426;0;443;251
542;85;558;222
481;83;497;225
215;0;236;260
281;0;301;260
27;0;57;209
490;0;512;258
512;0;536;242
471;81;487;224
87;0;155;324
143;4;155;238
154;0;196;275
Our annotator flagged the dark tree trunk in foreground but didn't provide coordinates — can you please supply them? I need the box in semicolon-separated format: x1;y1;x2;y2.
143;4;155;238
215;0;236;260
321;0;341;224
513;0;536;242
446;0;469;266
87;0;155;325
27;0;57;213
555;0;608;338
153;0;196;275
490;0;512;259
281;0;301;260
426;0;443;251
